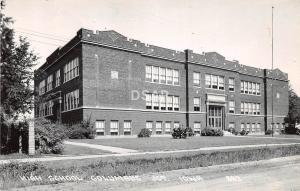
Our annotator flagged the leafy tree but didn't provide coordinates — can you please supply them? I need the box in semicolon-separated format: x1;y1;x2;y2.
0;12;38;121
285;84;300;125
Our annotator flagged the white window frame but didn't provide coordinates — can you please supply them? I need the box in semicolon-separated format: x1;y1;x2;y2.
152;66;159;83
159;67;166;84
229;78;235;91
110;121;119;135
155;121;162;134
194;97;201;112
146;121;153;132
47;75;53;92
165;122;171;134
229;101;235;113
124;121;132;135
145;65;152;82
173;69;179;85
166;68;173;85
55;70;60;87
193;72;201;86
95;120;105;136
194;122;201;134
173;96;179;111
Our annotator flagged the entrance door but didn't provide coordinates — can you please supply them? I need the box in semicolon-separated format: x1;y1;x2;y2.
208;106;223;129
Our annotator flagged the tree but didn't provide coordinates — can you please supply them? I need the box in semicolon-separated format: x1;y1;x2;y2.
0;12;38;121
285;84;300;125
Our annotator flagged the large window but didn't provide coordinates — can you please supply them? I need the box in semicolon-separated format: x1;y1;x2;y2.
64;89;79;111
193;72;201;86
229;101;235;113
173;70;179;85
152;66;159;83
159;95;166;110
95;120;105;136
39;100;53;117
194;122;201;134
64;57;79;83
47;75;53;92
39;80;45;95
166;68;173;85
205;74;225;90
173;96;179;111
145;65;152;82
167;95;173;111
124;121;131;135
241;102;261;115
241;80;261;95
159;67;166;84
193;98;201;111
229;78;235;91
153;94;159;110
165;122;171;134
146;93;152;109
55;70;60;87
146;121;153;132
110;121;119;136
156;121;162;134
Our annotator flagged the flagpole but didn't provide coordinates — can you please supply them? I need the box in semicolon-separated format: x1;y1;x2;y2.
271;6;274;137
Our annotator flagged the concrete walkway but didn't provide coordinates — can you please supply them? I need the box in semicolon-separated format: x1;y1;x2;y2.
1;142;300;165
64;141;138;154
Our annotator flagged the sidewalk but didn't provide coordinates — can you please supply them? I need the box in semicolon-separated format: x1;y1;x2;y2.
1;142;300;165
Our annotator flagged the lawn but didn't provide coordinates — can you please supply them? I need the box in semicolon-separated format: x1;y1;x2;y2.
70;136;300;152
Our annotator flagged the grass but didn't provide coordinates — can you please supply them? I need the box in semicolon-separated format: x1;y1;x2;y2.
70;136;300;152
0;144;111;160
1;145;300;189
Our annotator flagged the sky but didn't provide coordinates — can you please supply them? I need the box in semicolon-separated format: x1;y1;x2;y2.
4;0;300;95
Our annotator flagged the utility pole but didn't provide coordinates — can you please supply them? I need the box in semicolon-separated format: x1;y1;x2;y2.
271;6;274;137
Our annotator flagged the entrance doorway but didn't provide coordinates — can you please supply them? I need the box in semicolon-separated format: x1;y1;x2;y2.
208;106;223;129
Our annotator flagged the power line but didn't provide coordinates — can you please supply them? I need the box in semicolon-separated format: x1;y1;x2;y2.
15;30;68;42
15;27;69;39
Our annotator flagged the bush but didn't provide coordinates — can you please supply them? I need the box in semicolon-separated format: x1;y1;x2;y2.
227;127;238;135
67;120;96;139
239;129;249;136
265;129;274;135
201;127;224;136
35;118;67;154
138;128;151;138
172;126;187;139
186;126;195;137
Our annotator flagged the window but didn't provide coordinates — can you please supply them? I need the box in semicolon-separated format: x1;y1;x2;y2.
64;57;79;82
146;93;152;109
110;121;119;135
246;123;250;131
256;123;261;132
229;78;235;91
212;75;218;89
248;82;252;95
159;67;166;83
46;100;53;116
145;65;152;82
146;121;153;132
47;75;53;91
64;89;79;111
174;122;180;129
193;72;201;86
173;96;179;111
39;80;45;95
55;70;60;87
167;96;173;111
165;122;171;134
194;122;201;134
152;66;159;83
111;71;118;79
124;121;131;135
257;103;261;115
153;94;159;110
252;82;256;94
95;120;105;136
194;98;201;111
252;103;256;115
166;68;173;85
229;101;235;113
173;70;179;85
244;102;249;114
229;122;235;130
205;74;211;88
156;122;162;134
241;123;245;130
251;123;256;133
218;76;224;90
241;81;244;93
39;102;46;117
159;95;166;110
249;103;253;114
241;102;244;114
256;83;261;95
244;81;248;94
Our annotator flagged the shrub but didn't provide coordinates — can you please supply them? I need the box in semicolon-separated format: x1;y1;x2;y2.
172;125;187;139
201;127;224;136
34;118;67;154
186;126;195;137
138;128;151;138
67;119;96;139
227;127;238;135
239;129;249;136
265;129;274;135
